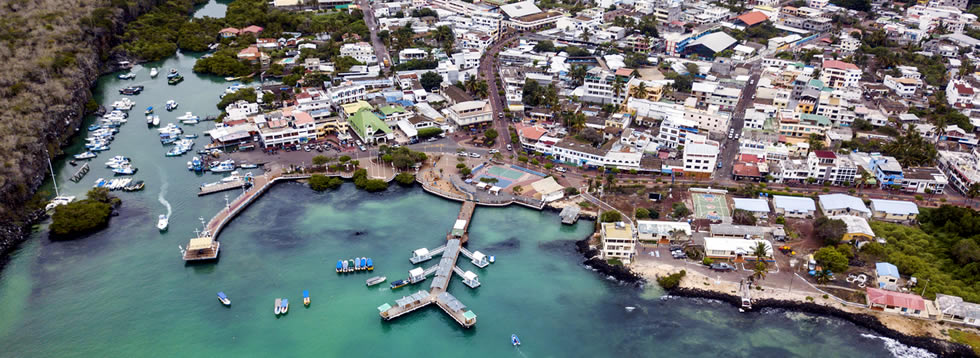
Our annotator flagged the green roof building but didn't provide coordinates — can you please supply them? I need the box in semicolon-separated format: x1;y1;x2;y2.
349;109;392;144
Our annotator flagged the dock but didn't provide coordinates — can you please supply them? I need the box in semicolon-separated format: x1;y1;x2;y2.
559;205;580;224
69;162;90;183
378;200;485;328
198;178;249;196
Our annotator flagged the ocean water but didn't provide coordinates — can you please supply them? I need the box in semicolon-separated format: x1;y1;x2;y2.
0;4;914;356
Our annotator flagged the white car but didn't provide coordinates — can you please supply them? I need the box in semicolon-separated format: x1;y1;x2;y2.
506;144;512;151
556;167;567;173
489;149;499;154
457;151;468;157
469;153;481;158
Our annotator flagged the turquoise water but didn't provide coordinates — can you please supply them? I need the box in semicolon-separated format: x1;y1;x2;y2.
0;5;913;356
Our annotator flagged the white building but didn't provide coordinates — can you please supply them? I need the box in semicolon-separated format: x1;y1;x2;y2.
446;100;492;127
398;48;428;61
820;60;862;89
327;82;367;106
635;220;692;245
340;42;378;64
884;75;920;98
601;222;636;263
818;194;870;218
682;135;720;176
225;100;259;121
772;195;816;218
807;150;857;185
257;110;318;148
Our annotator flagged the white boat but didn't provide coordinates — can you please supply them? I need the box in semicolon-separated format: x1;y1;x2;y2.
45;196;76;211
274;298;282;315
224;84;247;95
366;276;387;286
150;68;159;78
111;98;135;111
165;100;178;111
210;160;236;173
157;215;169;231
118;72;135;80
74;152;97;160
177;112;200;124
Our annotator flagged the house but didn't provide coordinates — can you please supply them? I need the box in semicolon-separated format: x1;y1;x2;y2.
257;109;317;148
875;262;900;291
734;11;768;27
732;198;770;218
348;110;393;144
219;27;240;38
900;167;947;194
820;60;861;89
529;176;564;202
682;32;738;58
635;221;692;245
237;46;265;64
772;195;816;218
600;222;635;264
240;25;264;34
829;215;875;242
818;194;870;218
398;48;428;62
682;135;720;178
709;224;777;240
935;294;980;327
869;199;919;223
703;237;773;262
866;287;929;318
446;100;492;128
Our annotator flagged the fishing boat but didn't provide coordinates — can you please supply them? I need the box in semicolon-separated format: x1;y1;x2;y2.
187;157;204;171
210;160;236;173
354;258;361;271
360;257;367;271
150;68;159;78
183;134;198;139
168;75;184;85
157;214;168;231
280;299;289;314
165;100;178;111
389;279;408;289
119;86;143;95
239;163;258;169
366;276;387;286
367;258;374;271
45;196;76;211
118;72;135;80
88;124;102;131
512;334;521;346
74;151;97;160
274;298;282;315
144;107;153;115
123;180;145;191
336;260;343;273
217;292;231;306
303;291;310;306
167;68;179;78
93;178;107;188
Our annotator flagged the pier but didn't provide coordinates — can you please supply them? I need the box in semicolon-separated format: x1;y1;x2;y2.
197;177;250;196
378;200;486;328
69;162;89;183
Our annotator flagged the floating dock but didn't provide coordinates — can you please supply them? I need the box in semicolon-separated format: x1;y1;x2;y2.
198;178;248;196
69;162;90;183
560;205;580;224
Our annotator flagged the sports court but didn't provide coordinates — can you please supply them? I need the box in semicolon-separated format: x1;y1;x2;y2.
692;193;730;220
485;166;525;180
472;164;545;190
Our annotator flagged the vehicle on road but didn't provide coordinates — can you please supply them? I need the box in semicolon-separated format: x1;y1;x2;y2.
457;151;468;157
506;144;512;151
489;149;499;154
556;167;567;173
358;145;366;152
710;263;735;271
469;153;481;158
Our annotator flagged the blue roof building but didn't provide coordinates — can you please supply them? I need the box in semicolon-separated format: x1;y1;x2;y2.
875;262;900;290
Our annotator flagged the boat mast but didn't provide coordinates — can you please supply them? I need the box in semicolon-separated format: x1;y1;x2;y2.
45;148;60;197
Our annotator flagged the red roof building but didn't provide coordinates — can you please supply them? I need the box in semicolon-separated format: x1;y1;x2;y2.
735;11;768;27
219;28;240;37
241;25;264;34
813;150;837;159
866;287;926;313
822;59;860;71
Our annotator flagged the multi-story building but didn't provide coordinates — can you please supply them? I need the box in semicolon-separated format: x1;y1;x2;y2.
820;60;862;89
327;82;367;106
340;42;378;64
884;75;920;98
682;134;720;178
937;150;980;195
683;105;731;134
600;222;635;264
870;155;904;188
257;109;318;148
778;111;831;141
815;92;855;127
225;100;259;121
446;100;492;128
583;67;633;105
470;11;503;39
946;79;978;109
808;150;857;185
551;140;643;169
900;167;947;194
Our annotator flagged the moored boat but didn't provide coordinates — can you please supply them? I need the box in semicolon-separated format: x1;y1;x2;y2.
168;75;184;85
366;276;387;286
167;68;178;78
144;106;153;114
166;100;178;111
150;68;159;78
390;279;407;289
45;196;76;211
489;255;495;264
118;72;135;80
336;260;343;273
239;163;258;169
74;151;97;160
281;299;289;314
367;258;374;271
303;291;310;306
275;298;282;315
217;292;231;306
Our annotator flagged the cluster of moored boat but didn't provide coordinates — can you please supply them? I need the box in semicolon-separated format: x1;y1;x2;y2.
166;139;195;157
93;177;144;191
105;155;137;175
336;257;374;273
76;101;135;158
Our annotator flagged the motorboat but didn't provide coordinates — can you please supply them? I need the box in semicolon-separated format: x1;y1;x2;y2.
178;112;199;124
144;106;153;114
168;75;184;85
512;334;521;346
119;86;143;95
123;180;145;191
74;151;97;160
336;260;343;273
111;98;135;111
150;68;159;78
389;280;408;289
210;160;236;173
153;115;160;126
367;258;374;271
239;163;258;169
280;299;289;314
45;196;76;211
366;276;387;286
217;292;231;306
224;84;247;95
93;178;107;188
157;214;168;231
118;72;135;80
274;298;282;315
187;157;204;171
112;166;137;175
146;115;160;125
183;134;198;139
489;255;495;264
165;100;178;111
167;68;178;78
303;291;310;306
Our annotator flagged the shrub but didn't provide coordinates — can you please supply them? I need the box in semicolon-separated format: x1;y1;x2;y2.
775;216;786;224
635;207;650;219
50;189;116;239
702;257;713;265
363;179;388;192
600;211;622;222
657;270;686;289
394;172;416;186
417;127;443;139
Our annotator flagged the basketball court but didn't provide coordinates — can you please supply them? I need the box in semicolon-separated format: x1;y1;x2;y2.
692;193;730;220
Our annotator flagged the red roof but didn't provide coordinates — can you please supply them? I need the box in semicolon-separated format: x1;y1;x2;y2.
736;11;768;26
614;68;634;77
813;150;836;159
241;25;264;34
866;287;925;311
517;125;547;141
955;83;975;95
733;163;761;177
738;154;762;163
822;59;859;71
220;27;240;34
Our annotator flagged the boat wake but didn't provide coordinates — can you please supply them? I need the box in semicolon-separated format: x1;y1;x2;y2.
859;334;936;358
158;176;172;217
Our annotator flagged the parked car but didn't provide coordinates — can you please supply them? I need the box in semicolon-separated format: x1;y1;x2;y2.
710;263;735;271
489;149;499;154
457;151;468;157
358;145;366;152
556;167;567;173
469;152;481;158
671;250;686;259
506;144;512;151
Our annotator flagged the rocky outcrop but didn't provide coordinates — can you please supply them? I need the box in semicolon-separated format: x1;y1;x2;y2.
576;237;646;285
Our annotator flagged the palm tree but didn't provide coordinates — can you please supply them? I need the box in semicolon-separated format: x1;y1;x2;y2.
630;82;648;99
580;28;591;42
932;116;947;144
570;65;587;86
969;183;980;206
668;228;687;244
806;133;825;154
751;242;769;281
858;170;871;188
464;76;478;94
612;80;624;103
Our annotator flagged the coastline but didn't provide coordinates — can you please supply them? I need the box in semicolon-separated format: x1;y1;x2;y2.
630;260;978;358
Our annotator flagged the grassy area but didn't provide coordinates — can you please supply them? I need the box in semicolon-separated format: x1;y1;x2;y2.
949;330;980;355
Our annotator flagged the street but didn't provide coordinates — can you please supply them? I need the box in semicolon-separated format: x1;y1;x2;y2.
715;65;761;180
357;0;391;72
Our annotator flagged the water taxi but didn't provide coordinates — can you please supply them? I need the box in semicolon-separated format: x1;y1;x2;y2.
217;292;231;306
336;260;344;273
144;107;153;115
118;72;135;80
150;68;158;78
167;68;179;78
45;196;76;211
165;100;178;111
157;214;168;231
389;279;408;289
366;258;374;271
274;298;282;315
366;276;387;286
74;151;97;160
489;255;495;264
303;291;310;306
168;75;184;85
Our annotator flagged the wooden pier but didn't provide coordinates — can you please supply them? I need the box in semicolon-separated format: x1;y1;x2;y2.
378;200;484;328
198;178;249;196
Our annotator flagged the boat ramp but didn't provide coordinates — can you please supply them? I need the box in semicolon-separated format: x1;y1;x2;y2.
69;162;90;183
378;200;487;328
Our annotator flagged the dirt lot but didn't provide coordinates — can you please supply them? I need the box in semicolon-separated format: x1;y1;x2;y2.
599;183;687;221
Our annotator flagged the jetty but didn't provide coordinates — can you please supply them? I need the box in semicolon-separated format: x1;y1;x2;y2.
198;177;250;196
378;200;486;328
559;205;580;224
69;162;90;183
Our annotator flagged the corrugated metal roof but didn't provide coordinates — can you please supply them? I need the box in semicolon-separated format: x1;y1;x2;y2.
772;195;816;212
870;199;919;216
733;198;770;213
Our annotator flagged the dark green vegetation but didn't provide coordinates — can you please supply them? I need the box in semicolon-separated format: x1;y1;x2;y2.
352;168;388;192
600;211;622;223
116;0;211;61
865;206;980;302
417;127;443;139
215;88;256;110
656;270;686;289
814;217;846;246
378;146;427;170
308;174;343;191
50;188;118;239
394;172;416;186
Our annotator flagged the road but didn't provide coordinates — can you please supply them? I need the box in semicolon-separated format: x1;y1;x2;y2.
477;30;519;152
356;0;391;73
715;65;761;180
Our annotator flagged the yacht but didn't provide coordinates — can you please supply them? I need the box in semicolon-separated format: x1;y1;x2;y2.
111;98;135;111
177;112;200;124
112;166;137;175
210;160;236;173
167;68;179;78
157;214;169;231
74;151;97;160
118;72;135;80
150;68;159;78
45;196;76;211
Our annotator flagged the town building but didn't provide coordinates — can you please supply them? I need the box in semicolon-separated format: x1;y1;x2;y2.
635;221;692;246
818;194;870;218
732;198;771;218
865;287;929;318
340;42;378;64
807;150;857;185
875;262;901;291
937;150;980;195
900;167;947;194
935;294;980;327
830;215;875;242
820;60;862;89
772;195;816;218
869;199;919;223
682;135;720;178
348;110;393;144
600;222;636;264
257;109;317;148
446;100;492;128
703;237;773;262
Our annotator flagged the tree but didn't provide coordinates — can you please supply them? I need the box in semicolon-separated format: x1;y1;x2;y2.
732;209;758;226
420;71;443;91
814;246;849;273
601;210;623;222
814;217;847;246
807;133;826;153
309;174;341;191
418;127;444;139
635;207;651;219
612;80;624;102
569;65;587;86
672;202;691;218
969;183;980;204
484;128;498;143
630;82;648;99
395;172;416;186
434;25;455;53
751;242;769;281
533;40;556;53
312;155;330;166
50;188;117;239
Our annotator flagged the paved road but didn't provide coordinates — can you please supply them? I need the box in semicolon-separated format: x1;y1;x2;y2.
478;30;519;152
715;65;761;180
357;0;391;72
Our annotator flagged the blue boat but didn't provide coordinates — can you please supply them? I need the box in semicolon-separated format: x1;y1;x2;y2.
303;290;310;306
88;124;102;131
336;260;343;273
360;258;366;270
144;106;153;114
512;334;521;346
217;292;231;306
366;258;373;271
280;299;289;314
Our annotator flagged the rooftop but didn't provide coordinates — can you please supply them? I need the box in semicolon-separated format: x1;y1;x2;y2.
829;215;875;237
733;198;770;213
869;199;919;216
866;287;925;311
772;195;816;212
819;194;869;213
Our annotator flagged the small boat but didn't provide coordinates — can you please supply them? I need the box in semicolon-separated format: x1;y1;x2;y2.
489;255;495;264
166;100;178;111
168;75;184;85
119;86;143;95
74;151;97;160
157;214;168;231
69;160;77;166
178;112;200;124
210;160;236;173
112;166;137;175
183;134;198;139
366;276;387;286
512;334;521;346
280;299;289;314
217;292;231;306
303;291;310;306
360;257;367;270
153;115;161;126
390;279;408;289
367;258;374;271
145;107;153;114
239;163;258;169
123;180;145;191
354;258;361;271
87;124;102;131
275;298;282;315
336;260;343;273
118;72;135;80
150;68;159;78
45;196;76;211
167;68;178;78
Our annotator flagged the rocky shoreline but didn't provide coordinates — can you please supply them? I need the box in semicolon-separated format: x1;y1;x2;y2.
666;287;977;358
575;237;646;285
